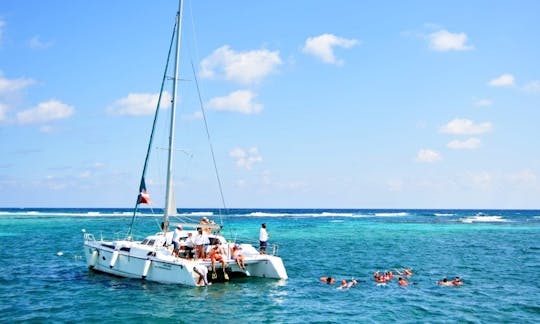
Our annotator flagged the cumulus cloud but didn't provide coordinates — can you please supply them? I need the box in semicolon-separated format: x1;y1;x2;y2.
207;90;262;114
440;118;493;135
200;45;281;85
509;169;537;184
229;147;263;170
523;80;540;94
447;137;481;150
16;99;74;124
107;92;171;116
488;74;515;87
427;29;473;51
28;35;53;50
302;33;359;65
0;19;5;45
0;73;35;94
474;99;493;107
416;149;441;163
0;103;8;121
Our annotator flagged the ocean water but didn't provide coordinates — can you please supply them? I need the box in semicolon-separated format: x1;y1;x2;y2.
1;208;539;323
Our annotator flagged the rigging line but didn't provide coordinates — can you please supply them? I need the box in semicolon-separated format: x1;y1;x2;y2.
191;60;228;227
127;16;178;239
187;2;229;231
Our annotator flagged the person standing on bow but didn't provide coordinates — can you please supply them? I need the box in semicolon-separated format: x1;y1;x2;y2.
259;223;269;254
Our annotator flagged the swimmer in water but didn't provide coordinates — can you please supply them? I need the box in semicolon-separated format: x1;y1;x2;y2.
398;277;409;286
320;276;335;284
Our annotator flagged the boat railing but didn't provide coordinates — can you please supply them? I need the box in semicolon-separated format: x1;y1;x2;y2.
83;233;96;241
234;237;281;257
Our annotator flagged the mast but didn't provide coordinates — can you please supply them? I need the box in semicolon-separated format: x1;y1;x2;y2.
163;0;184;232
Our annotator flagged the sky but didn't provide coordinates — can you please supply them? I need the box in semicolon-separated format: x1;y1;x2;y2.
1;0;539;209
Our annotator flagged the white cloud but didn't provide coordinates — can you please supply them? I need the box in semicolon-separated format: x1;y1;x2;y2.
107;92;171;116
416;149;441;163
302;33;359;65
200;45;281;85
440;118;493;135
523;80;540;94
474;99;493;107
28;35;53;50
488;74;515;87
0;103;8;121
470;171;492;188
207;90;262;114
16;99;74;124
0;19;5;45
0;73;35;94
447;137;481;150
509;169;537;184
387;179;403;192
229;147;263;170
427;29;473;51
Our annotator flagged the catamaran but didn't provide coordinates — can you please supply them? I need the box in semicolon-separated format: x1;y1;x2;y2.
82;0;287;286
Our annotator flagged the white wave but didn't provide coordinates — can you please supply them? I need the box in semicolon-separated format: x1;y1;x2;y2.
183;212;214;216
434;213;455;217
459;215;508;223
374;212;409;217
247;211;363;218
0;210;148;217
321;212;355;217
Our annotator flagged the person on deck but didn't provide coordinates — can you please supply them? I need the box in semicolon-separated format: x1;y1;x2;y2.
194;227;209;259
181;232;194;258
231;245;246;270
172;225;182;257
209;245;228;280
259;223;269;254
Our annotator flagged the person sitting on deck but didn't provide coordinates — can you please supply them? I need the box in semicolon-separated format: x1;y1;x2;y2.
209;245;228;280
231;245;246;270
180;232;194;258
200;217;211;234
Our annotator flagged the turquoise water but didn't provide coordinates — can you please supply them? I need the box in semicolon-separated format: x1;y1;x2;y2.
1;209;539;322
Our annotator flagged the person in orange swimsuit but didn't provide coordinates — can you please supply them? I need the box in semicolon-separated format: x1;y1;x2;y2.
209;245;228;280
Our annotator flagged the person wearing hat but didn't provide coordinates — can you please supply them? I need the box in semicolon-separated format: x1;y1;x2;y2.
172;225;182;257
199;217;211;234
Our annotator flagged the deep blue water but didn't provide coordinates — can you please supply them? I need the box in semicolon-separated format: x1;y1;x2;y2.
1;208;539;322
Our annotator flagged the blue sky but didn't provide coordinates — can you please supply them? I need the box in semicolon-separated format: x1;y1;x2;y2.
1;0;539;209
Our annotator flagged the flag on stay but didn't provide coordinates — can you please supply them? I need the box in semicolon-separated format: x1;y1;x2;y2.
137;178;151;205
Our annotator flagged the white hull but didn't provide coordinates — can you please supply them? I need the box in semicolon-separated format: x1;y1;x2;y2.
83;233;287;286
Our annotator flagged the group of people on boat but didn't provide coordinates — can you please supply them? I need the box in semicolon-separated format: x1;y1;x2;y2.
170;219;268;286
